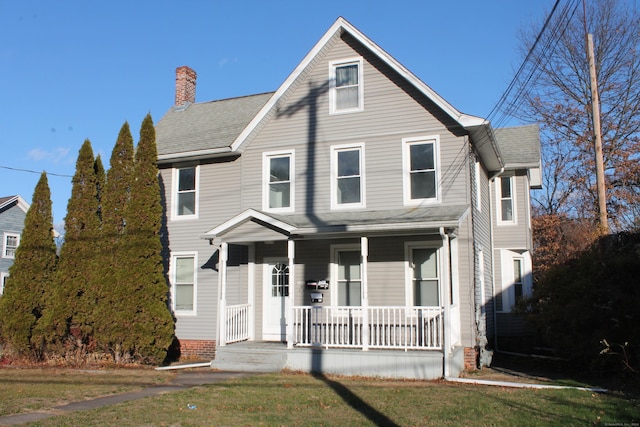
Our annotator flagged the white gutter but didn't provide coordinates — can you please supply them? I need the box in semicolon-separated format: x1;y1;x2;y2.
444;377;608;393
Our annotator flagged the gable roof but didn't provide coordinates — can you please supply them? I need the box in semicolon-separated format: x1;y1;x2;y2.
156;17;504;170
0;195;29;214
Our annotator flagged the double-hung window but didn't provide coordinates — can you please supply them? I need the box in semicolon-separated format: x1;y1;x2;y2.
403;136;440;205
331;143;364;208
2;233;19;258
406;244;440;307
174;166;198;218
263;151;294;212
172;253;196;314
497;176;516;224
330;58;363;114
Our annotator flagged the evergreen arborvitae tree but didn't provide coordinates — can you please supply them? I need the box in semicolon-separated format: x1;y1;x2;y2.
120;114;175;364
94;155;105;223
0;172;57;358
94;122;135;363
37;141;101;357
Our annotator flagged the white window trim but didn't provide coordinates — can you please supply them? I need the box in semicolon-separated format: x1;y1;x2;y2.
329;57;364;115
330;142;366;210
402;135;441;206
171;165;200;221
498;249;532;312
170;251;198;316
262;150;295;213
404;241;442;307
0;272;8;295
330;243;362;308
496;175;517;225
2;232;20;259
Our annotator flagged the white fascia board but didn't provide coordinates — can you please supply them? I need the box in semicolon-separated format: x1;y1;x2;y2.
202;208;297;239
157;147;233;164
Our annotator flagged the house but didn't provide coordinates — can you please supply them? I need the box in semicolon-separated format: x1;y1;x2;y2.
155;17;541;379
0;195;29;295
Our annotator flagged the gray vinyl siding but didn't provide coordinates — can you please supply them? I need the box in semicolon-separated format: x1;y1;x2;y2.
239;34;469;214
158;156;244;341
0;203;26;276
492;171;530;249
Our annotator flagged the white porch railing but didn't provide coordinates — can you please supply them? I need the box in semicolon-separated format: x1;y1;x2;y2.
292;306;443;350
225;303;250;344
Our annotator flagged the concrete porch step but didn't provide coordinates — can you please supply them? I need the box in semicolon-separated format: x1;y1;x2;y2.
211;341;288;373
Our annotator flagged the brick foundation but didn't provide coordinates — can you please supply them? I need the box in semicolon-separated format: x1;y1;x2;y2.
464;347;478;371
178;339;216;360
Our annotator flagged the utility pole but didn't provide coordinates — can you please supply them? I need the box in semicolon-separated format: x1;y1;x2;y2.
586;33;609;234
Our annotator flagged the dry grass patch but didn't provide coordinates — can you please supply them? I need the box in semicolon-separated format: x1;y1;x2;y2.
0;367;173;416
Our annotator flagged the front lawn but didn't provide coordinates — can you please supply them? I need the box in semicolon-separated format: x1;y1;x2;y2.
4;370;637;426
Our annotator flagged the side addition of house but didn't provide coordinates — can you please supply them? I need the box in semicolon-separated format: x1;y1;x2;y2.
155;17;541;379
0;195;29;295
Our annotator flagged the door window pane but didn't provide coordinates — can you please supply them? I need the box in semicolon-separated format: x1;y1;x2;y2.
337;250;361;306
412;248;439;306
271;263;289;297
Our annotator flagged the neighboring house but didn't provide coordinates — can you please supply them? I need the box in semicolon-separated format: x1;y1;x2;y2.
155;17;541;379
0;195;29;295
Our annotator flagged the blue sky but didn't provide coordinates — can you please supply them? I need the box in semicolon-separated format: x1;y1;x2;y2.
0;0;553;227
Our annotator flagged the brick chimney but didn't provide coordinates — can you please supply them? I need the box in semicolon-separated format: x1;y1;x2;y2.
175;66;197;106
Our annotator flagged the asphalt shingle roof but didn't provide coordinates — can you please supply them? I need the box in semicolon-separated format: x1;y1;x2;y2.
156;92;274;157
494;124;540;168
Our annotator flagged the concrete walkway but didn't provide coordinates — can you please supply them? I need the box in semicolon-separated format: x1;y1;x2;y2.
0;370;254;426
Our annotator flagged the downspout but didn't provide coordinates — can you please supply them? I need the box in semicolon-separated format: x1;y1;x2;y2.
489;167;504;354
439;227;451;378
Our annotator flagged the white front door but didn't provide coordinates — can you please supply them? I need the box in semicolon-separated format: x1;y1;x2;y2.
262;259;289;341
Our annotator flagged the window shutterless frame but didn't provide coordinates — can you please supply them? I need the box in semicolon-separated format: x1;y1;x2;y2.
402;136;441;205
2;232;20;258
497;175;516;225
171;252;197;315
329;57;364;114
172;165;199;220
262;150;295;213
330;143;365;209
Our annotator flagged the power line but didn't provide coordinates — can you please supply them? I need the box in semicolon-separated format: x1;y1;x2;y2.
0;165;72;178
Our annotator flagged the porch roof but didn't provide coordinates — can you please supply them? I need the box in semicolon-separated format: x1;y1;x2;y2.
203;205;469;243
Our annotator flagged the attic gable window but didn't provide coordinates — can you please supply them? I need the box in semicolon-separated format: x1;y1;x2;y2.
173;166;199;219
329;58;364;114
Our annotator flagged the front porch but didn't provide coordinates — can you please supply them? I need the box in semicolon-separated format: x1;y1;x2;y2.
217;303;461;379
212;340;462;380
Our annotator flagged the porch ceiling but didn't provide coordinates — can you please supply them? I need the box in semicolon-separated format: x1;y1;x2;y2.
203;205;468;243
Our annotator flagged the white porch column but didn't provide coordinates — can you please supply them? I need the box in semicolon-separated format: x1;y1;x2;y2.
287;239;295;349
218;242;228;347
248;243;256;340
439;228;452;377
361;236;369;351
